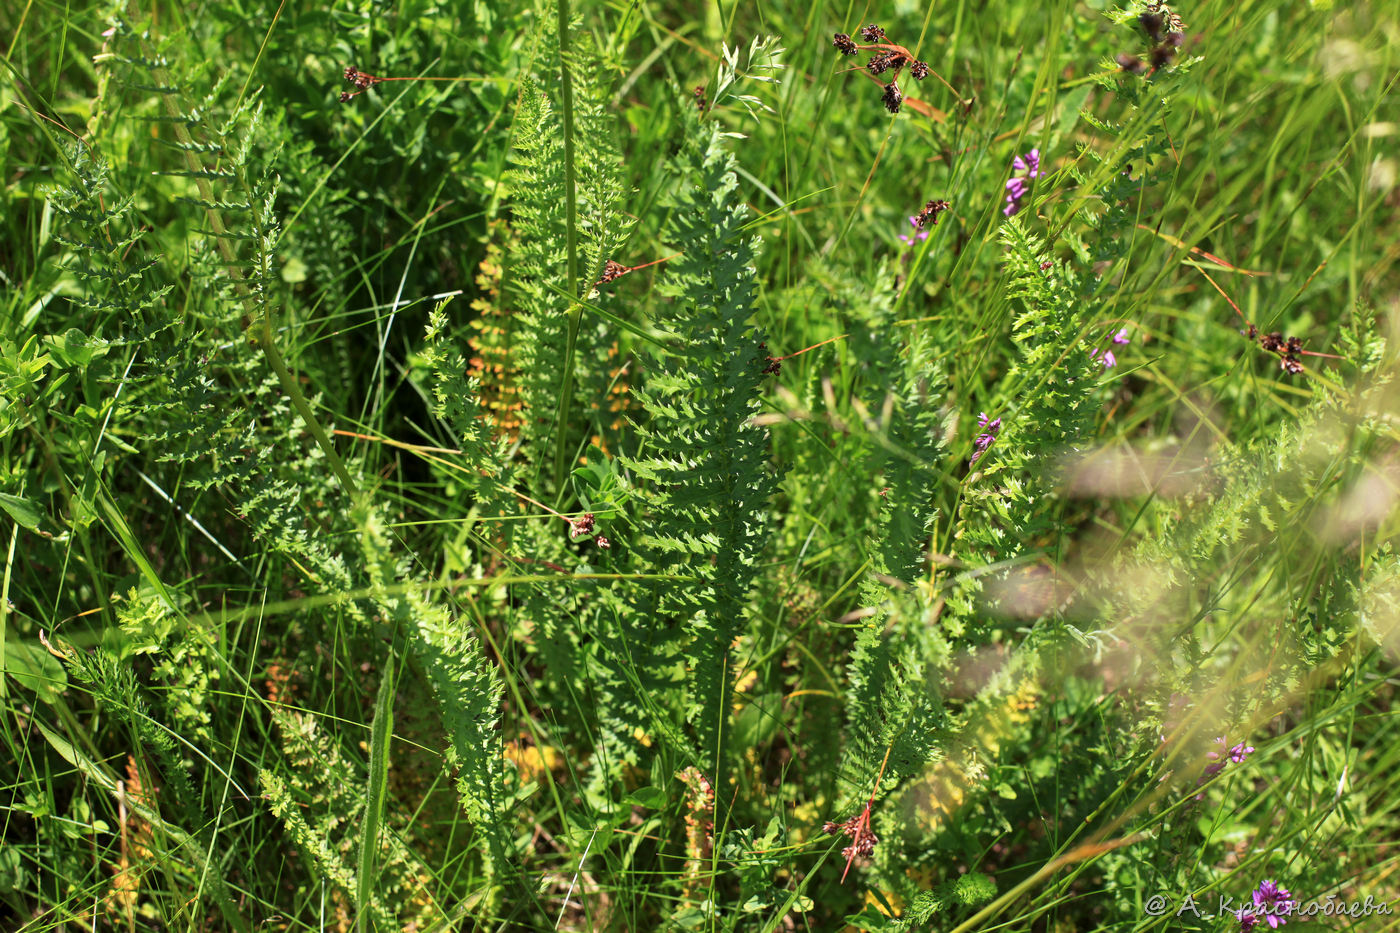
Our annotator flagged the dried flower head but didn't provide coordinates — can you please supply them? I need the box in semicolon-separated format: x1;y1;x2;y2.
1117;52;1149;74
569;513;596;539
1149;42;1178;69
1139;11;1167;41
339;65;389;102
825;807;879;880
881;81;903;113
1121;2;1188;77
867;51;896;75
914;198;950;227
830;21;945;117
1247;325;1307;375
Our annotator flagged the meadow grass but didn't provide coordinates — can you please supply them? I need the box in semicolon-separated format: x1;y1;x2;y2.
2;0;1399;930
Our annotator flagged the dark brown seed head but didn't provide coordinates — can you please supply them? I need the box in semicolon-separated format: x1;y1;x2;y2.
1139;11;1166;41
910;60;930;80
859;23;886;42
881;81;903;114
833;32;858;55
1117;52;1149;74
915;198;951;227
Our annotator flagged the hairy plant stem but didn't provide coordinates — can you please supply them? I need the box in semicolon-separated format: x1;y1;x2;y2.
551;0;582;498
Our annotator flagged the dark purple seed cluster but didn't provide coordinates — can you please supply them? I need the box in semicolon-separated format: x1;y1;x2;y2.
824;810;879;867
757;342;781;375
914;198;950;227
831;23;931;116
881;82;903;113
1118;1;1189;75
1245;323;1306;375
569;513;596;538
598;260;627;284
340;65;386;102
867;51;905;75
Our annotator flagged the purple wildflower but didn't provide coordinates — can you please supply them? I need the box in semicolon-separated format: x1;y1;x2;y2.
1251;880;1294;928
1113;327;1131;345
1003;149;1041;217
1194;735;1229;798
1195;735;1255;799
898;215;930;245
970;412;1002;465
1013;149;1042;179
1090;347;1117;369
1236;908;1261;932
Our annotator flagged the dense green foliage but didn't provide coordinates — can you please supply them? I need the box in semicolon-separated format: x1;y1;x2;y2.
2;0;1399;929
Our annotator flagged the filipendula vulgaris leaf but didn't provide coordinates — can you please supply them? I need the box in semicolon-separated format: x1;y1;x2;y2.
506;78;571;466
620;104;781;774
355;501;515;904
833;263;955;817
508;27;635;482
954;59;1190;603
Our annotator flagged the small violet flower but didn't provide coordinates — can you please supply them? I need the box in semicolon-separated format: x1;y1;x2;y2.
898;215;929;245
970;412;1002;465
1090;327;1131;369
1236;908;1261;932
1195;734;1254;799
1003;148;1041;217
1251;879;1294;928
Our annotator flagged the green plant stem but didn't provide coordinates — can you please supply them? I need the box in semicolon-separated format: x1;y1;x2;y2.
551;0;582;497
